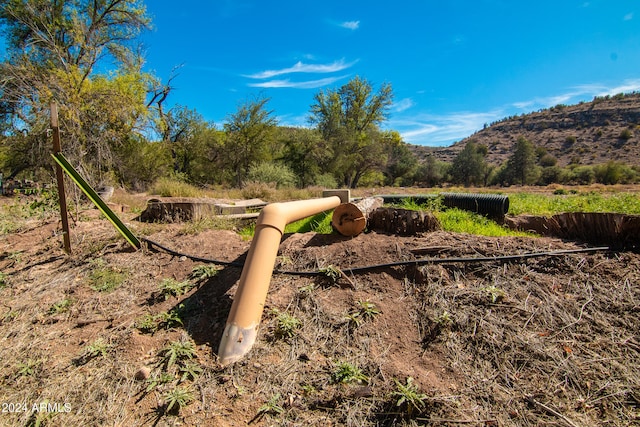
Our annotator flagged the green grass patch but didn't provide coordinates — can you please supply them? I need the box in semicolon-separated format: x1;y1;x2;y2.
435;209;531;237
284;211;333;234
48;298;73;315
509;192;640;215
89;263;127;292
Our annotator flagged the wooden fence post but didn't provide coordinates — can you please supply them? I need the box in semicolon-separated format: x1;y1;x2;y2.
50;103;72;254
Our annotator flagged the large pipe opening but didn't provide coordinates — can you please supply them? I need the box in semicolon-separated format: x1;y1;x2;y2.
218;193;346;366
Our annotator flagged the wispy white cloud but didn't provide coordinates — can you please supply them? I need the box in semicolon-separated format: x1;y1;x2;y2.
392;98;415;113
340;20;360;30
624;12;633;21
513;79;640;111
244;59;357;79
247;75;347;89
391;111;504;146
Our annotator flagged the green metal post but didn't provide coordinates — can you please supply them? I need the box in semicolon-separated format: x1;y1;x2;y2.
51;152;141;250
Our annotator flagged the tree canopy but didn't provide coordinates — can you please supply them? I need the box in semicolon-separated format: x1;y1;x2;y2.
309;76;395;188
0;0;160;183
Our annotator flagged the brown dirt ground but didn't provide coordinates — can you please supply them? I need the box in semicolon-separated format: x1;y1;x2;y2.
0;202;639;426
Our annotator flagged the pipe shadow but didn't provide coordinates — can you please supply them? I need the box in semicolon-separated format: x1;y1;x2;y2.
168;232;364;355
281;231;356;248
168;251;247;355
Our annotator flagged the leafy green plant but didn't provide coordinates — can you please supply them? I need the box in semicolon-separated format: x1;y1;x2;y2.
189;265;219;282
160;339;197;369
332;361;369;384
346;312;363;328
178;360;203;382
0;272;7;289
435;311;453;327
47;298;72;315
257;393;284;417
238;223;255;240
83;338;112;359
356;300;380;320
135;313;159;333
319;265;342;284
151;177;203;198
271;308;301;339
392;377;427;416
297;283;315;297
160;278;195;299
247;161;297;188
482;285;505;303
347;301;381;328
508;192;640;215
619;128;633;140
163;385;194;414
145;372;176;393
16;359;40;377
135;308;184;334
8;251;22;263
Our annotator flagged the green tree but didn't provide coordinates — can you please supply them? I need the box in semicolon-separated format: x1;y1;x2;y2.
309;76;394;188
223;96;276;187
157;105;211;178
450;141;487;186
0;0;170;186
382;130;418;186
415;155;449;187
278;127;326;188
185;126;227;185
505;136;539;185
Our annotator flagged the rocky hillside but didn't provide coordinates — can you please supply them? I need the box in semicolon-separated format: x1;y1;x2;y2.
411;92;640;167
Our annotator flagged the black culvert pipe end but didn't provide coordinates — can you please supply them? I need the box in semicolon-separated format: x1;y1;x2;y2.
441;193;509;219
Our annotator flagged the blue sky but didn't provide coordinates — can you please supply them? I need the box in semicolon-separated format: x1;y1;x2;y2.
142;1;639;146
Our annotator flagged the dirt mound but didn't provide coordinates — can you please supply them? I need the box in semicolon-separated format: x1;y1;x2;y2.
1;215;639;426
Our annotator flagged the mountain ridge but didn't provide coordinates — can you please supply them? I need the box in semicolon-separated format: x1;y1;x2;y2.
410;92;640;167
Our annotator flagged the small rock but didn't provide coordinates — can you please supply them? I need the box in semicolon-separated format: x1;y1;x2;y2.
134;366;151;381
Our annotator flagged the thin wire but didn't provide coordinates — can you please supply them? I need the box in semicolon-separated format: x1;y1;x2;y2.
140;237;610;276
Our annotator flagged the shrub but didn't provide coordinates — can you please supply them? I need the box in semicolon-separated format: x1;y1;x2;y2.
314;173;338;189
570;166;595;184
247;162;297;188
538;153;557;167
150;177;202;197
619;128;633;140
241;181;276;200
594;161;638;184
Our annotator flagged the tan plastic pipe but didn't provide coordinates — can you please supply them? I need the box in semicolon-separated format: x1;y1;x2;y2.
218;195;343;365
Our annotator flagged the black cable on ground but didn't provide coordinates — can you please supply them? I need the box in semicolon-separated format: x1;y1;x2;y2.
141;237;245;267
140;237;611;277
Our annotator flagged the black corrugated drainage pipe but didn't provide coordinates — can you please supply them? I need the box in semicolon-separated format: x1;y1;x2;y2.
441;193;509;220
377;193;509;220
